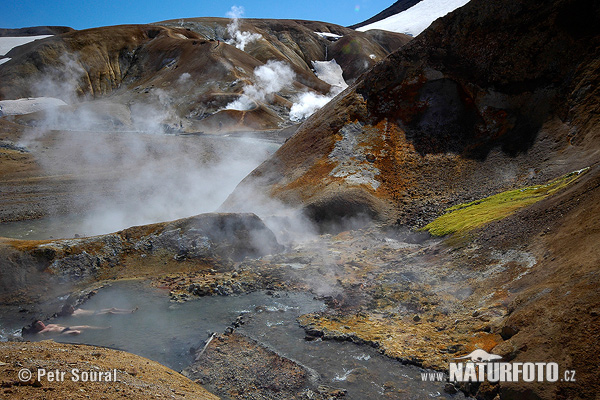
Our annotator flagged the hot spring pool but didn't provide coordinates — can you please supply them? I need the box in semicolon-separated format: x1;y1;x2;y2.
6;281;463;399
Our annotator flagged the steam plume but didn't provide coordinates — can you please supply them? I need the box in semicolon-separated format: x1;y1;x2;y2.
226;6;262;51
16;55;278;237
289;59;348;122
225;60;295;111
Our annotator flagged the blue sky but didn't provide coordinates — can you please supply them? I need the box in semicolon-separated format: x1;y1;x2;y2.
1;0;392;30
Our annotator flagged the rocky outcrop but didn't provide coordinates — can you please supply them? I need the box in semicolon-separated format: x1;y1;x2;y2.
0;213;281;303
225;0;600;228
184;332;333;400
215;8;600;397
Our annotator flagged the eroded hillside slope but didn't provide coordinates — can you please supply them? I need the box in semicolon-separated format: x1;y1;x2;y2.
224;0;600;227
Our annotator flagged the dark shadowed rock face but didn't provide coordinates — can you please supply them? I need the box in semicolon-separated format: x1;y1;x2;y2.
358;0;600;157
225;0;600;227
158;213;283;261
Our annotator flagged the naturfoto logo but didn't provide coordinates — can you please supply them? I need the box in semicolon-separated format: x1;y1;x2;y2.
448;349;575;383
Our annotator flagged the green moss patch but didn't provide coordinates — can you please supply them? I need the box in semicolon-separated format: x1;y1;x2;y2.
423;168;589;236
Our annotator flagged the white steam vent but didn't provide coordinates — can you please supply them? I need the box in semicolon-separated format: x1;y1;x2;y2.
225;6;262;51
289;59;348;122
225;60;295;111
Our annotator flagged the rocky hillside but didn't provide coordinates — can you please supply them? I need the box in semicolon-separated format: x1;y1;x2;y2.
224;0;600;228
0;26;74;36
0;20;409;133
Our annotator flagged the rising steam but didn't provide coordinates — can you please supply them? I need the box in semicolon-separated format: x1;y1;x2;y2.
6;26;358;244
224;58;349;123
289;92;332;122
290;59;348;122
225;6;262;51
13;51;279;237
225;60;295;111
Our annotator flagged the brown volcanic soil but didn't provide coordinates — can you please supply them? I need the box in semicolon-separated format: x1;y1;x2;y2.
1;169;599;399
477;165;600;399
173;167;600;399
160;18;410;84
0;26;74;37
0;340;218;400
210;0;600;398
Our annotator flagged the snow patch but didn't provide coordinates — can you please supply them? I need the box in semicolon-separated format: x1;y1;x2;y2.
312;60;348;91
0;35;52;56
357;0;471;36
314;32;342;40
289;60;348;122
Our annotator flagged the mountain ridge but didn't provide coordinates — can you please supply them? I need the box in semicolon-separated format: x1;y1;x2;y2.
349;0;422;29
0;19;409;133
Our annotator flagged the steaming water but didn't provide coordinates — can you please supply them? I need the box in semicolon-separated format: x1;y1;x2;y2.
0;215;87;240
37;281;325;371
0;133;281;240
3;281;462;399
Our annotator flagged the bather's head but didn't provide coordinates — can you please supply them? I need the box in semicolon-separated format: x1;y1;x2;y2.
59;304;75;316
21;320;45;336
32;320;46;331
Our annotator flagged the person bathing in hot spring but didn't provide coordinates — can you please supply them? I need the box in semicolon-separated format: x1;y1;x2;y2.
58;304;138;317
23;320;110;336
